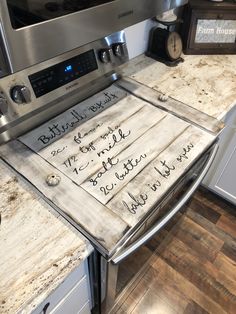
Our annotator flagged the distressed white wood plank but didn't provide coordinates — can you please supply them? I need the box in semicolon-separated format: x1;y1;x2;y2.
49;105;166;185
20;85;128;151
0;141;129;254
107;125;215;227
21;95;167;187
81;114;190;204
35;96;166;166
37;93;146;164
116;77;224;134
0;159;92;314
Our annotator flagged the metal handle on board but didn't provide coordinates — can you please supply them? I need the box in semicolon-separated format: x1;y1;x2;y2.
112;143;219;265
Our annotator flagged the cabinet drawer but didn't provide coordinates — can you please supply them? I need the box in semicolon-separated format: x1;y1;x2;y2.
32;261;87;314
52;275;90;314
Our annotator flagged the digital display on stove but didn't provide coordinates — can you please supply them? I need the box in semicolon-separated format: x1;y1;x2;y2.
65;65;73;72
29;49;98;98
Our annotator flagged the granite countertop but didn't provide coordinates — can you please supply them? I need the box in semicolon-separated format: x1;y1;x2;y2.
120;54;236;120
0;160;93;314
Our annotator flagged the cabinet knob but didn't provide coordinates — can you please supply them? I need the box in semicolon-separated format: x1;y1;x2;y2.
158;93;169;102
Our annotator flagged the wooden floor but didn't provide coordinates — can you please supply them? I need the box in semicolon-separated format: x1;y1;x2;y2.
113;187;236;314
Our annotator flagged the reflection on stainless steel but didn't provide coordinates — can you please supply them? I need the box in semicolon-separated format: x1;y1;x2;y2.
0;0;188;75
7;0;115;24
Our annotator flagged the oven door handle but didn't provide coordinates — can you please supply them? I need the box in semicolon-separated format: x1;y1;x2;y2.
111;143;219;265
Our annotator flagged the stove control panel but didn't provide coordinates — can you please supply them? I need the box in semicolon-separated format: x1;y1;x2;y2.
0;31;129;143
29;49;98;98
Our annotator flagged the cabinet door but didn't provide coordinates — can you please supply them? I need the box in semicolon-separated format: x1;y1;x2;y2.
33;260;90;314
204;131;236;205
52;275;90;314
214;140;236;204
78;301;90;314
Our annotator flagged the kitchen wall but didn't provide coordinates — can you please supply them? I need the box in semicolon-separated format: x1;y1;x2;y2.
124;19;156;59
125;8;182;59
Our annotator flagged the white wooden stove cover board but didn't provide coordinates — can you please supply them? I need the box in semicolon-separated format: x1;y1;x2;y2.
116;78;224;135
0;85;216;254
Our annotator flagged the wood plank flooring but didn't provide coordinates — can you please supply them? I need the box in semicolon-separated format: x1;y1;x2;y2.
112;187;236;314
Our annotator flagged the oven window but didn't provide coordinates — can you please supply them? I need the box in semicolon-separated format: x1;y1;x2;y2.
7;0;115;29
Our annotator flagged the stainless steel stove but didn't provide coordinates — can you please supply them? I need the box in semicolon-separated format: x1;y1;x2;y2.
0;1;221;314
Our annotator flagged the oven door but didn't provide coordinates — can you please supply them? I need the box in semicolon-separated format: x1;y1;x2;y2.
100;142;218;313
0;0;188;74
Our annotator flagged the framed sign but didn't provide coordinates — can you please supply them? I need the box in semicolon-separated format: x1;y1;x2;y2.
181;0;236;54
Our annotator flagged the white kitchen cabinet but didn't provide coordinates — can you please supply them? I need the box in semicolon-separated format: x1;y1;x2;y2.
206;132;236;204
78;301;91;314
51;276;90;314
203;105;236;205
32;259;92;314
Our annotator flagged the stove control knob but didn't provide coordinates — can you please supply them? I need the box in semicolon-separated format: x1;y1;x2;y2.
99;48;112;63
112;43;127;57
0;95;8;116
10;85;31;104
